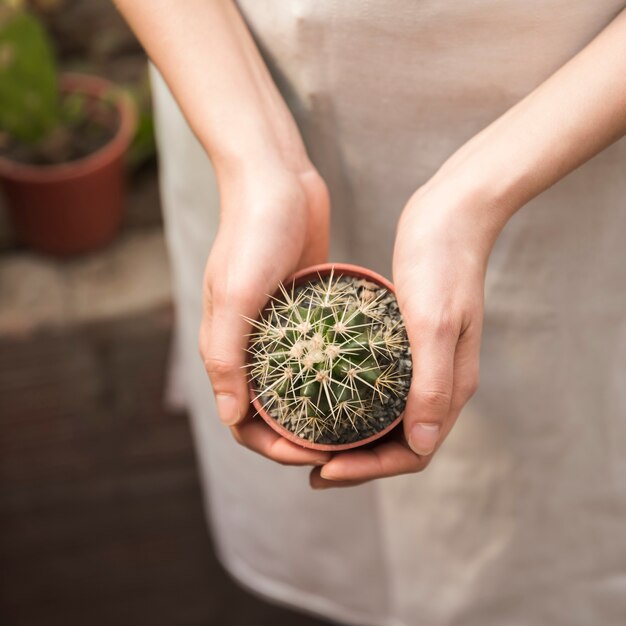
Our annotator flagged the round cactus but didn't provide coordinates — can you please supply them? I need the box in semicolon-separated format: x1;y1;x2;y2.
246;269;412;446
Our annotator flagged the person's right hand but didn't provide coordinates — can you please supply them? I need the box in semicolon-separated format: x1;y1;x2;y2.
118;0;334;465
199;158;333;466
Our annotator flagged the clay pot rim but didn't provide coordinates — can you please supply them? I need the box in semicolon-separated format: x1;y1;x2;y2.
248;262;406;452
0;72;136;183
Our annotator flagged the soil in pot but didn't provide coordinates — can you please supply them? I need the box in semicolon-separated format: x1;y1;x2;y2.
0;91;119;166
248;270;412;446
0;73;135;257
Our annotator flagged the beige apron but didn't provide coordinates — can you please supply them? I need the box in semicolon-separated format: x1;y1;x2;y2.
151;2;626;624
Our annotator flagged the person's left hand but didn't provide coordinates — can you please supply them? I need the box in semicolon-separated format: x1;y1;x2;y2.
311;181;496;488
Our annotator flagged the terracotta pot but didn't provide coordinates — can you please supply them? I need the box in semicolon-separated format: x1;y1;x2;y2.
249;262;406;451
0;73;136;256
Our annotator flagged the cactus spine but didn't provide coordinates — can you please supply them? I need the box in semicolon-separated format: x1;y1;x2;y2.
247;270;411;445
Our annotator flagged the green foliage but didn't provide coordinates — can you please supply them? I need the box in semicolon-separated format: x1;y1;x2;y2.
59;91;86;126
0;9;59;142
247;271;410;442
0;6;153;166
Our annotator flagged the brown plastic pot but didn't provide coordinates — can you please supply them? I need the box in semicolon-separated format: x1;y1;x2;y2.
249;262;406;451
0;73;136;256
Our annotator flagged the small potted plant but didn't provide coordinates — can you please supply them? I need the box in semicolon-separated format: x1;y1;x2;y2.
247;263;413;451
0;7;135;256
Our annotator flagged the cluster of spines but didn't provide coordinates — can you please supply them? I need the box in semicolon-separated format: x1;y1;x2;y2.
245;271;409;442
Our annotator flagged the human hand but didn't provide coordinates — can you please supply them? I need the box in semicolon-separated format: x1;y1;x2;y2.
311;182;496;488
199;157;333;466
119;0;329;468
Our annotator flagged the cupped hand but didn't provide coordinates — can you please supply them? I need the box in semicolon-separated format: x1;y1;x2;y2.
311;183;494;488
199;157;332;466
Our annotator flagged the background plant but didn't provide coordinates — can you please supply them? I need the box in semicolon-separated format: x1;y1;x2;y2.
0;6;60;143
0;2;154;166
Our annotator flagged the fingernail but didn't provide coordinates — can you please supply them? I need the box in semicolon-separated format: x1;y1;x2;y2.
320;467;337;480
409;422;440;456
313;458;330;466
215;393;240;425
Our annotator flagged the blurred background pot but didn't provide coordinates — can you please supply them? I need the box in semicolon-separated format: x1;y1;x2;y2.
0;73;136;256
249;262;409;452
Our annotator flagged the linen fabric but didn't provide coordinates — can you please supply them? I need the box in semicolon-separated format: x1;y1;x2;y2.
151;1;626;624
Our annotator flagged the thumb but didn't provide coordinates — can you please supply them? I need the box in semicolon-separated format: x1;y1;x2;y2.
199;251;276;426
199;293;252;426
401;310;458;457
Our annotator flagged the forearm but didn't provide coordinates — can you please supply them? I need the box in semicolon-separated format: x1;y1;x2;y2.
431;8;626;240
114;0;307;174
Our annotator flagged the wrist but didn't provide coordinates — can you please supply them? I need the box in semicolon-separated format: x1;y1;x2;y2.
198;80;311;181
208;125;311;181
401;174;509;274
414;153;524;249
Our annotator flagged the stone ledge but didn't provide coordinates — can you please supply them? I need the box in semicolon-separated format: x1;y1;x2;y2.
0;228;172;337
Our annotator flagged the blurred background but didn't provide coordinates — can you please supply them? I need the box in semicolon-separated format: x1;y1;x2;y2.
0;1;331;624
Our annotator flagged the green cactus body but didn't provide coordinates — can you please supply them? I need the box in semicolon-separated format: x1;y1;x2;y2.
0;10;59;143
247;271;412;445
0;8;127;166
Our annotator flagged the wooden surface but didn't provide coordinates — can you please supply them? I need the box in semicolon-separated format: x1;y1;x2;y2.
0;296;330;626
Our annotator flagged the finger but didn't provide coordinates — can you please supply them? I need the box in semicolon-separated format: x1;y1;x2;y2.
309;467;369;490
203;300;258;426
401;309;459;457
199;287;256;426
199;232;285;426
438;318;482;443
231;415;332;466
316;438;428;482
450;319;481;415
